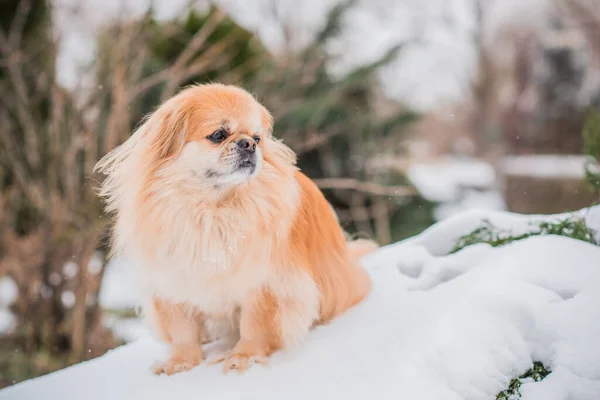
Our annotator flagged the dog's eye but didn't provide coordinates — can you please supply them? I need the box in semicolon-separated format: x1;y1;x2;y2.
253;135;261;144
208;129;227;143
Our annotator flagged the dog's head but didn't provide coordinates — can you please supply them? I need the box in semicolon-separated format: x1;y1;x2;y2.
140;83;292;188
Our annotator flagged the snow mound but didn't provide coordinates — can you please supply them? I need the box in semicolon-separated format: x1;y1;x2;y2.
2;210;600;400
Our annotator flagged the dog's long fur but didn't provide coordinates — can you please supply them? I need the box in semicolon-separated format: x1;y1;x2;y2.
95;83;376;374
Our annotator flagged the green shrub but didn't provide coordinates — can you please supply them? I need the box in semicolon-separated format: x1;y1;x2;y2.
583;108;600;195
497;362;551;400
451;217;595;254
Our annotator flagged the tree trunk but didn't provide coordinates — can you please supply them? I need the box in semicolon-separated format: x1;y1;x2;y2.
70;231;100;363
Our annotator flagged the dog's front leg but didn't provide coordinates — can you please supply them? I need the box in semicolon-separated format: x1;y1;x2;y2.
151;297;205;375
211;288;281;373
213;272;320;373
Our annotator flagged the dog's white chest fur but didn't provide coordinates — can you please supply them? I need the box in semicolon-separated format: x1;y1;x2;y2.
141;260;268;316
130;206;275;316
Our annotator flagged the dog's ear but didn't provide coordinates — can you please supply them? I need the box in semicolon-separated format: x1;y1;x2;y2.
260;104;274;136
259;103;296;170
148;104;190;162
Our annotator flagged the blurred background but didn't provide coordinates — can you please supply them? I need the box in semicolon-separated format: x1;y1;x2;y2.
1;0;600;388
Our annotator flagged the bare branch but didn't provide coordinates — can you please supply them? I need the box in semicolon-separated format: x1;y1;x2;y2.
104;63;129;153
177;49;237;86
292;130;344;155
313;178;417;197
173;8;226;71
131;9;228;102
563;0;600;65
335;202;398;222
219;53;267;83
47;87;65;196
1;51;43;170
372;197;392;245
8;0;32;50
0;118;46;212
128;69;171;101
160;26;243;101
348;193;374;238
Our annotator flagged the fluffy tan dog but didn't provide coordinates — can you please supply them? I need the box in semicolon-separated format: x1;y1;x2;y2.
95;83;376;374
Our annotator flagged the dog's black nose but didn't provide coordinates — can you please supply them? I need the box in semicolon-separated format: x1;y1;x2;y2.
237;138;256;153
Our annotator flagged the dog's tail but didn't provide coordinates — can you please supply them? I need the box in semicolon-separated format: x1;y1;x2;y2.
347;238;379;261
330;203;379;260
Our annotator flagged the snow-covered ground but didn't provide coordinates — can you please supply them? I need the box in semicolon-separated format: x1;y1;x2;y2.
2;208;600;400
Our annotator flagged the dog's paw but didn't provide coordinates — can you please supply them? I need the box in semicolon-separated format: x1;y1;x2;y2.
153;354;203;376
210;351;268;373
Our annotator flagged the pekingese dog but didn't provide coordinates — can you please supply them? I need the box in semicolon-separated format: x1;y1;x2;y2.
95;83;376;375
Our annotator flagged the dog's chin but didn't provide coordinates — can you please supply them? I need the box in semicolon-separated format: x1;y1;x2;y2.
205;160;260;187
235;159;257;174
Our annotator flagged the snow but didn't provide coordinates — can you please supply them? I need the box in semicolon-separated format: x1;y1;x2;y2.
501;155;587;179
585;205;600;243
102;315;149;343
0;277;18;334
407;157;497;203
433;188;506;221
0;277;17;307
98;258;140;311
0;309;16;335
2;208;600;400
407;157;506;220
